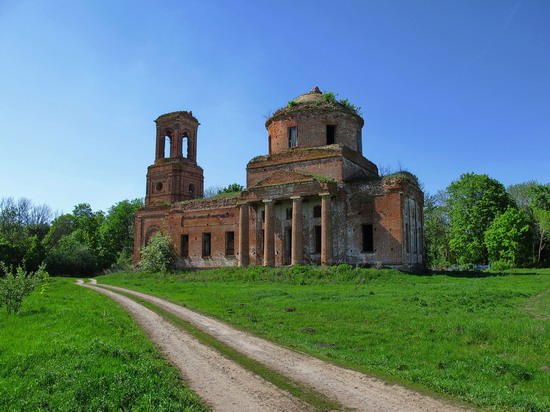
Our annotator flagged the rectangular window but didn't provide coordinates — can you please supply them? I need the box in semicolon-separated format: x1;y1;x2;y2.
225;231;235;256
326;125;336;145
362;224;374;252
313;205;322;218
181;234;189;257
314;225;322;253
202;233;211;257
356;131;362;154
288;126;298;148
286;208;292;220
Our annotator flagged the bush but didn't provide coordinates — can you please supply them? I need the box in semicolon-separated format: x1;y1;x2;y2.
139;233;174;272
0;262;49;314
490;260;512;272
45;234;98;276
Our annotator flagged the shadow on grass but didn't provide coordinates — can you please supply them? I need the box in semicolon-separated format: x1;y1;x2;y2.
414;270;541;278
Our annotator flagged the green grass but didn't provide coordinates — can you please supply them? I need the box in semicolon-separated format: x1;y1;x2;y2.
0;278;207;411
98;266;550;412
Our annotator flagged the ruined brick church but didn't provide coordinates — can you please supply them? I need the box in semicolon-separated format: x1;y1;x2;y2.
134;87;424;270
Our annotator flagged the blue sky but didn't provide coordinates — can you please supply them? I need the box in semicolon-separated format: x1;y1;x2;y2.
1;0;549;214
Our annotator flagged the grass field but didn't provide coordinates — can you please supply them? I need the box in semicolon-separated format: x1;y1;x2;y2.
98;266;550;412
0;278;207;411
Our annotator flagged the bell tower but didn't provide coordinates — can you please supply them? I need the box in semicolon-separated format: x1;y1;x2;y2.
145;111;204;206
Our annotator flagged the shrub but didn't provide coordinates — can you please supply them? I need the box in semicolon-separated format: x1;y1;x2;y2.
490;260;512;272
139;233;174;272
0;262;49;314
45;234;98;276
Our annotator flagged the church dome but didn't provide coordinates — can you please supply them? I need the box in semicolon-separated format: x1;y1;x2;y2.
264;87;365;155
265;87;363;128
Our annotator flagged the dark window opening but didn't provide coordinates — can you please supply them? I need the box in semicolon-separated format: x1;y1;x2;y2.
405;223;410;253
258;229;265;257
356;131;362;154
362;224;374;252
261;210;265;221
288;126;298;148
314;225;322;253
268;135;272;154
413;224;417;254
326;125;336;145
225;231;235;256
202;233;211;257
286;208;292;220
313;205;321;218
181;234;189;257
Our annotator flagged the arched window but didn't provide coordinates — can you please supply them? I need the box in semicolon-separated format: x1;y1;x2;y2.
145;227;160;245
164;130;173;158
182;133;189;158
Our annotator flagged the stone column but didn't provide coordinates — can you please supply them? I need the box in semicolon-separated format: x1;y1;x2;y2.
291;196;303;266
238;204;249;267
263;200;275;267
321;193;333;266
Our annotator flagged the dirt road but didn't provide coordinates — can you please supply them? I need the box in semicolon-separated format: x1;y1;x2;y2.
88;280;468;412
78;281;311;412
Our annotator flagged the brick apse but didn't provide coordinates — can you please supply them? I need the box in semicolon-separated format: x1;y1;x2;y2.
134;87;424;270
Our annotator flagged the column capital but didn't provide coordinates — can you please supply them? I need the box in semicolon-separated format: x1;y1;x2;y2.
290;196;302;200
319;192;331;197
262;199;273;203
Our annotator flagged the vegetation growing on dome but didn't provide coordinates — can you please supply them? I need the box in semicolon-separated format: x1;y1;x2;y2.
323;91;361;115
322;91;337;104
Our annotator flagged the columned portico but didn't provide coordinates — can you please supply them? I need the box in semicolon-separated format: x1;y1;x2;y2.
263;200;275;266
290;196;303;265
238;203;249;267
320;193;333;266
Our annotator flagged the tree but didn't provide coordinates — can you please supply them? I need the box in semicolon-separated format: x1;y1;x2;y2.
219;183;244;194
139;232;174;272
484;208;532;267
44;233;98;276
99;199;143;267
447;173;510;265
507;182;550;265
424;191;452;269
530;184;550;264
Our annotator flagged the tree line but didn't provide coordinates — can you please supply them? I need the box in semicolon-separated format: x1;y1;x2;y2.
0;197;143;276
425;173;550;270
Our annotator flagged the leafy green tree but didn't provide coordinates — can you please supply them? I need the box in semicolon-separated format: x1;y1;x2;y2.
485;208;532;267
99;199;143;268
42;214;75;251
139;232;174;272
45;233;98;276
72;203;104;252
219;183;245;194
0;262;48;314
530;184;550;263
447;173;510;265
424;191;452;269
507;182;550;265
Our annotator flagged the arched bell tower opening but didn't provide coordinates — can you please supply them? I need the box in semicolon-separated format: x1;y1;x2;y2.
146;111;204;206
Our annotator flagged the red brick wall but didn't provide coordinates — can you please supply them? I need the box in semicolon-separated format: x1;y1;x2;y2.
267;111;363;154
